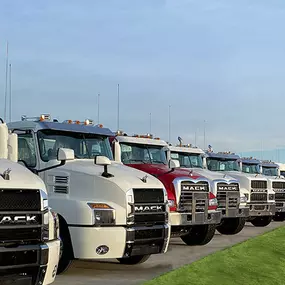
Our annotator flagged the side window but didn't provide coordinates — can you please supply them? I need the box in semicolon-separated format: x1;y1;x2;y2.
18;133;37;167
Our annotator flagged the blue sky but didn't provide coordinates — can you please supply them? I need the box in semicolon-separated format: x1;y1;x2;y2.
1;0;285;160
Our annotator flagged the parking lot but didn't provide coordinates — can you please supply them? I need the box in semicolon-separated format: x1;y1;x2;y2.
54;222;285;285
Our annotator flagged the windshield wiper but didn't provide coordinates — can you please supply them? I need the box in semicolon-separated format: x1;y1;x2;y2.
151;160;165;164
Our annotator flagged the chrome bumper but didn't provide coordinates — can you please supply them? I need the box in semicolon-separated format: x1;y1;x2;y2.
248;203;276;217
170;210;221;226
220;206;250;219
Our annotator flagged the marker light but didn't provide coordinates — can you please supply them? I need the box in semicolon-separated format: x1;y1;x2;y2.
40;114;51;121
87;203;112;209
75;120;80;124
97;124;103;128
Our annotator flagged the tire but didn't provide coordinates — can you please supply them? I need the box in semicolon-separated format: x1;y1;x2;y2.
251;216;272;227
273;213;285;222
216;218;246;235
181;224;216;246
57;217;73;275
117;255;150;265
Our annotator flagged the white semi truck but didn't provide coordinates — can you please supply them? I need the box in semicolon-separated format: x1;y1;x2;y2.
205;150;276;227
0;119;60;285
110;132;222;246
167;142;249;235
253;160;285;221
8;114;170;274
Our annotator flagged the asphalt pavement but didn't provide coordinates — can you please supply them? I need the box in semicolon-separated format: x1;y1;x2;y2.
53;221;285;285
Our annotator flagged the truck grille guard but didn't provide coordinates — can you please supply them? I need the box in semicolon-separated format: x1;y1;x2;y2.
172;177;210;214
216;181;240;209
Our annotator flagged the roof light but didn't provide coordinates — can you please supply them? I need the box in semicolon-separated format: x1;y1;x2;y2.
96;124;103;128
75;120;80;124
154;137;160;140
21;114;51;122
84;119;94;125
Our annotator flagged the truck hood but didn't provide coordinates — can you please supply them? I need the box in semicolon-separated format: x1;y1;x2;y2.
125;163;202;181
0;159;46;189
58;159;164;191
221;171;268;181
183;168;238;183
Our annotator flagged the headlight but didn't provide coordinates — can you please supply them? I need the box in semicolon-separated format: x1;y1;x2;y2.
269;194;275;201
88;203;116;225
240;196;247;203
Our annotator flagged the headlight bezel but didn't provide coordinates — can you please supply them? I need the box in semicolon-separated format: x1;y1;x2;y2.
87;203;116;226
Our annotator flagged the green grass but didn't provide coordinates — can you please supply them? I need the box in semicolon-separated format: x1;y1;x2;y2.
143;226;285;285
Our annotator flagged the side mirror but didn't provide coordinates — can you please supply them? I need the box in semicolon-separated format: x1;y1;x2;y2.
169;159;180;169
57;148;74;161
94;155;111;166
94;156;113;178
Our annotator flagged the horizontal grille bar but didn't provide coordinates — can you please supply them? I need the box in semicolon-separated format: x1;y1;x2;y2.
135;228;164;240
0;227;42;243
134;214;166;225
133;189;164;204
0;249;38;266
273;182;285;189
0;189;41;211
251;180;267;189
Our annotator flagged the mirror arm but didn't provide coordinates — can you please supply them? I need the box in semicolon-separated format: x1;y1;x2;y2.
102;165;114;178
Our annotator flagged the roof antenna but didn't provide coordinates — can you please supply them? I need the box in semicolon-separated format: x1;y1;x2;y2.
117;84;120;131
4;41;9;121
9;63;12;122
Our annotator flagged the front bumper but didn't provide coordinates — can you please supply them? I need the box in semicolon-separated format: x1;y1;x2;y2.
169;210;221;226
69;224;170;259
0;239;60;285
248;203;276;217
220;206;250;219
275;202;285;213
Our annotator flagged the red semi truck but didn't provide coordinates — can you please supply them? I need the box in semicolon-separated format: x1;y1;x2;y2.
109;132;222;245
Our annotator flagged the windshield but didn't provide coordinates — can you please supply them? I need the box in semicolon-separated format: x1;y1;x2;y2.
242;163;260;174
171;151;203;168
120;143;167;164
207;158;240;171
262;166;278;176
37;130;113;161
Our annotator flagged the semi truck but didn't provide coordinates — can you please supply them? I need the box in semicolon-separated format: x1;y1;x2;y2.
8;114;170;274
205;150;276;227
257;160;285;221
167;141;249;235
110;131;222;246
0;118;60;285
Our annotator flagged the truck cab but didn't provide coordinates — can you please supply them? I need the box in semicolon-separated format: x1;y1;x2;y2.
167;142;249;235
205;150;276;227
260;160;285;221
0;119;60;285
8;114;170;273
110;131;222;246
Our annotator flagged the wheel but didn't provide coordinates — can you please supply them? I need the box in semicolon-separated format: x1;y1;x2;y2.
56;218;73;275
117;255;150;265
181;224;216;246
251;216;272;227
216;218;246;235
273;213;285;222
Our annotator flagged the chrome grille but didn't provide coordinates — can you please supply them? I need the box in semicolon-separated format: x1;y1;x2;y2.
250;193;267;202
178;181;208;213
216;183;239;209
251;180;267;189
273;182;285;189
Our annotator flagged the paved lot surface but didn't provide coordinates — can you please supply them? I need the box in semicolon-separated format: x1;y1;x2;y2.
54;222;285;285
